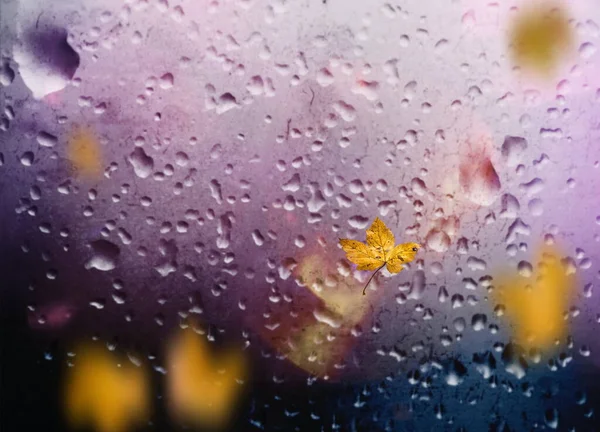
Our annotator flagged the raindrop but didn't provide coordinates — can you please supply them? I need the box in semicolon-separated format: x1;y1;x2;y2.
112;292;126;305
501;136;528;167
517;260;533;277
85;240;120;271
438;286;449;303
410;177;427;196
13;25;80;99
544;408;559;429
246;75;264;95
20;151;34;166
0;62;15;86
505;218;531;244
473;351;496;379
456;237;469;254
519;177;544;196
352;80;379;101
408;271;426;300
467;256;487;271
313;308;342;328
502;343;528;379
540;128;563;139
519;114;532;128
131;31;143;44
348;215;369;229
462;10;476;30
425;229;450;253
159;73;174;89
128;147;154;178
434;403;445;420
37;132;58;148
471;313;487;331
528;198;543;216
434;38;449;54
403;81;417;100
453;317;466;332
175;151;189;167
444;359;467;386
316;68;334;87
252;230;265;246
282;173;301;192
216;93;238;114
332;101;356;122
579;42;596;59
556;79;571;96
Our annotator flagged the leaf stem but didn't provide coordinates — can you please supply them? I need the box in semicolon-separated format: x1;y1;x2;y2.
363;264;385;295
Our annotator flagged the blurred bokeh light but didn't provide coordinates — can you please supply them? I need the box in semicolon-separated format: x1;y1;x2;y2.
63;342;150;432
509;1;574;76
166;324;247;430
493;244;576;353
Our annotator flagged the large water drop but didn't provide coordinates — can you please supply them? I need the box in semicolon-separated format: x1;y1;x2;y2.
13;24;80;99
85;240;120;271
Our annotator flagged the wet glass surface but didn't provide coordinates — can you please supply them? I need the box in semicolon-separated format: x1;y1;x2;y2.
1;1;600;431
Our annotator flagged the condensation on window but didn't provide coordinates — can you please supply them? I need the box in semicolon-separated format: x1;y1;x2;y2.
1;0;600;431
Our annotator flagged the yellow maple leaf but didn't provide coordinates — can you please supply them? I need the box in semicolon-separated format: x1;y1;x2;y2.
492;245;576;353
67;126;103;179
166;325;246;429
509;2;574;76
339;217;420;295
63;343;150;432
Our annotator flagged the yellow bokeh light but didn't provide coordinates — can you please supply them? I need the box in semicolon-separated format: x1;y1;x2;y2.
67;126;103;179
509;2;574;76
64;343;150;432
259;252;378;378
493;245;576;352
299;254;369;317
166;326;246;429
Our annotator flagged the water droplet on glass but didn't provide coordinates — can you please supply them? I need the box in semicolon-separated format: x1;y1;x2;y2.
37;131;58;148
444;359;467;386
471;313;487;331
85;240;120;271
246;75;264;95
352;80;379;101
13;25;80;99
519;177;544;196
316;68;334;87
453;317;466;332
425;229;450;253
501;136;528;167
502;343;528;379
544;408;559;429
332;101;356;122
216;93;238;114
348;215;369;229
466;256;487;271
462;10;476;30
20;151;35;166
473;351;496;379
128;147;154;179
579;42;596;59
159;72;174;89
528;198;543;216
0;61;15;86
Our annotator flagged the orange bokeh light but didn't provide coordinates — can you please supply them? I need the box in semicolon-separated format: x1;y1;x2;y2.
63;342;150;432
493;244;576;353
166;325;247;429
